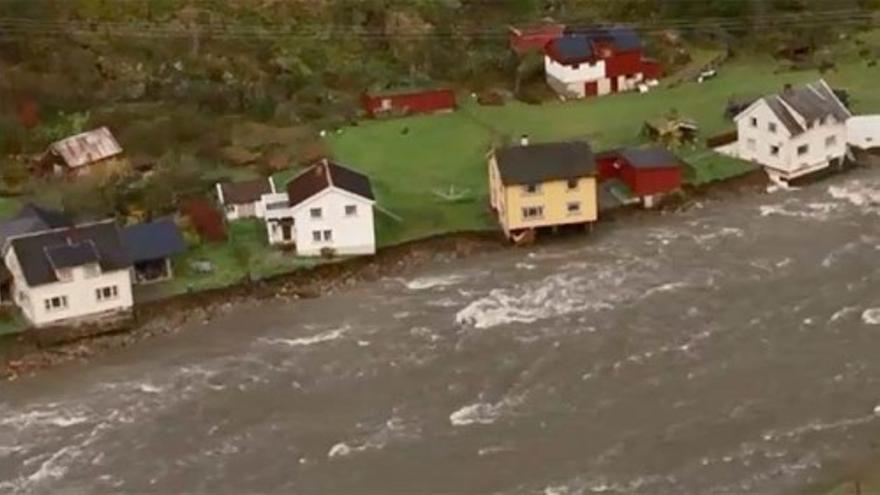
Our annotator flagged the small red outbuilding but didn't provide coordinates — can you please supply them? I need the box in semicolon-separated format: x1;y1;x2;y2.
508;21;566;55
362;88;456;118
597;147;684;200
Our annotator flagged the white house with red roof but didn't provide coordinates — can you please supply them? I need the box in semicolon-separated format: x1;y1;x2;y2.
259;159;376;256
544;26;661;99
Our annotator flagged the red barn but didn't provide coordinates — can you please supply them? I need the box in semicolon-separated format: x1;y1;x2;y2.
362;88;456;118
508;21;565;55
597;147;684;207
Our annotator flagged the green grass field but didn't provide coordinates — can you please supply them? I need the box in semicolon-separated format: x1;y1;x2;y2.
328;48;880;244
138;220;321;301
0;197;20;220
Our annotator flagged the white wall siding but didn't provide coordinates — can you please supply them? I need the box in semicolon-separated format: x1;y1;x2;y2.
848;115;880;149
735;100;847;180
5;249;134;328
544;56;606;85
292;188;376;257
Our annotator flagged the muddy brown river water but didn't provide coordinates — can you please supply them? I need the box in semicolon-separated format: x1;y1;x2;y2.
3;168;880;494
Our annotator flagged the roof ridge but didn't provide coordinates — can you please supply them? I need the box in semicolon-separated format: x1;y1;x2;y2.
324;159;335;188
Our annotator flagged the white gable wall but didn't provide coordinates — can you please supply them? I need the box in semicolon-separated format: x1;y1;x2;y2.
4;249;133;328
544;56;606;84
736;99;847;180
291;187;376;257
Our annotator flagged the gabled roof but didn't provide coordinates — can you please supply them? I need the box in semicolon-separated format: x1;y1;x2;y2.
121;217;187;263
747;80;851;136
45;241;100;270
546;35;594;64
218;178;274;205
286;159;375;208
495;141;596;186
616;147;685;170
9;220;131;287
49;127;123;168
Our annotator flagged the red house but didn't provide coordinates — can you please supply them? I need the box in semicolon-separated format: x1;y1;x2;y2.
508;21;565;55
362;88;456;118
597;147;684;207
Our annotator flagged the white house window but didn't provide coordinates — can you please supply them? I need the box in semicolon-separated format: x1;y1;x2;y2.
44;296;68;312
522;206;544;220
323;230;333;242
56;268;73;282
310;208;322;219
797;144;809;156
96;286;119;302
523;184;541;195
807;121;815;130
747;139;756;151
567;202;582;215
770;145;780;157
768;122;777;133
345;205;357;216
750;117;758;128
567;179;579;191
825;135;838;148
312;230;322;242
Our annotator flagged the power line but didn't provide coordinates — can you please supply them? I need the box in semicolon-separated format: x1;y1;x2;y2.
0;9;873;39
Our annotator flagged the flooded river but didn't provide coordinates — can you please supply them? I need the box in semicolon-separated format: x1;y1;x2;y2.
3;168;880;494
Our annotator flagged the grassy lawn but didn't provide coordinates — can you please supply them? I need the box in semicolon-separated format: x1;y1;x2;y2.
328;48;880;243
0;197;20;220
139;220;321;300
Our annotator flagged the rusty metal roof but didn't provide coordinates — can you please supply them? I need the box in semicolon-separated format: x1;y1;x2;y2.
49;127;123;168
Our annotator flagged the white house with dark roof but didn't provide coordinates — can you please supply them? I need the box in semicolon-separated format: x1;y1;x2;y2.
730;80;851;183
258;159;376;256
216;177;276;221
4;220;134;328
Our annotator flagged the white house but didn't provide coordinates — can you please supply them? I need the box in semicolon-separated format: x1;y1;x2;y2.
4;220;134;328
543;27;659;100
216;177;275;221
730;80;850;184
847;115;880;151
259;159;376;256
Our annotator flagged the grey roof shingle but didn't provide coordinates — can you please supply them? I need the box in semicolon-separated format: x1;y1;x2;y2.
617;147;685;170
761;80;851;136
10;220;131;287
495;141;596;186
121;218;186;264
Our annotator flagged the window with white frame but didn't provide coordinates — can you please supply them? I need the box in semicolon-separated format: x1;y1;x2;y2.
750;117;758;128
770;145;780;157
312;230;322;242
345;205;357;217
567;179;579;191
44;296;68;312
323;230;333;242
825;135;838;148
96;286;119;302
768;122;777;133
797;144;809;156
310;207;322;219
521;206;544;220
567;202;582;215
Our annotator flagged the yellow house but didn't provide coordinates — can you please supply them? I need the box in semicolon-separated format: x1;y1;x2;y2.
488;139;598;241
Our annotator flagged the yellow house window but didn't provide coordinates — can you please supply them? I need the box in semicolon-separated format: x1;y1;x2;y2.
521;206;544;220
566;178;579;191
567;202;581;215
522;184;541;195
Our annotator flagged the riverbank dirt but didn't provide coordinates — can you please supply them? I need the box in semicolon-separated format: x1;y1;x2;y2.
0;168;772;380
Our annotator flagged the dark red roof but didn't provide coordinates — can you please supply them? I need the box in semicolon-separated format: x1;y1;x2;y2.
286;160;374;208
219;178;273;205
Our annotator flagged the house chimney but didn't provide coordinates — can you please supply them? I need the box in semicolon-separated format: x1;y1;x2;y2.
520;134;530;146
